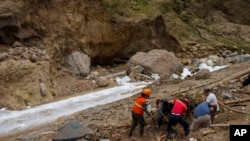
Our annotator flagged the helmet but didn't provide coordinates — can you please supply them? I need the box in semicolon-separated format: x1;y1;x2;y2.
143;88;151;96
204;87;211;93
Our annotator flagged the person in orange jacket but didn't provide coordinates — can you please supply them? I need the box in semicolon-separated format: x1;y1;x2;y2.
128;88;153;137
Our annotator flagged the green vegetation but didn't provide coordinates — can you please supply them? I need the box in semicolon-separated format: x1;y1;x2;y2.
102;0;250;52
102;0;160;18
204;23;250;51
240;43;250;52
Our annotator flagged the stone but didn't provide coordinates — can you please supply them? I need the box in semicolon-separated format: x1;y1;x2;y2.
128;49;183;79
221;93;234;99
180;58;192;65
12;41;23;47
29;54;38;62
0;53;7;62
52;121;93;141
195;69;211;80
96;78;109;87
13;47;25;55
206;59;214;66
65;51;90;76
40;82;47;97
240;55;250;62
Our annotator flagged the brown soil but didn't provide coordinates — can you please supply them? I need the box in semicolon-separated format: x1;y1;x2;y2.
1;61;250;141
1;1;250;141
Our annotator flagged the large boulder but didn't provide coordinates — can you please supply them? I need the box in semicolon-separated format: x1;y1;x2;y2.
65;51;90;76
127;49;183;79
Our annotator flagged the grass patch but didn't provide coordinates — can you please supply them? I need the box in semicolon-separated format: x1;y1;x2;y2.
102;0;250;51
102;0;159;18
212;36;250;52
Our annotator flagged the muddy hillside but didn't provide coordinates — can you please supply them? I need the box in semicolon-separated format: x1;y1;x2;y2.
0;0;250;140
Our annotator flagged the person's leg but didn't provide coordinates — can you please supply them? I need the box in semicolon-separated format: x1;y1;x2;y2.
191;115;209;131
178;116;189;136
167;115;174;133
138;116;146;137
157;107;164;127
167;115;176;132
200;115;211;128
158;106;166;127
189;118;199;131
167;114;178;138
162;106;169;123
129;112;138;137
211;111;218;123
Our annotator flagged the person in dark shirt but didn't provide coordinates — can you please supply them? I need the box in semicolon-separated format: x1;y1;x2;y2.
156;97;173;127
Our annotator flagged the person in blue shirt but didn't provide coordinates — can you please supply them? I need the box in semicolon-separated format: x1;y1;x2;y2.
189;101;217;131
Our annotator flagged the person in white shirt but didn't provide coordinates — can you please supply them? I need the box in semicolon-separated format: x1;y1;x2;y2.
203;87;219;123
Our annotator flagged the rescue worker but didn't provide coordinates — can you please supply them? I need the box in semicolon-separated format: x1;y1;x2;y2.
190;101;217;131
203;87;219;123
128;88;154;137
156;97;173;128
167;98;190;139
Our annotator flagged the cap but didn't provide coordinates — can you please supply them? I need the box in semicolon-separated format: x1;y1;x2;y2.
204;87;211;93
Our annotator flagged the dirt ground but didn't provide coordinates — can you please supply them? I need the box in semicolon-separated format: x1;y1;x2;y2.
1;61;250;141
1;1;250;141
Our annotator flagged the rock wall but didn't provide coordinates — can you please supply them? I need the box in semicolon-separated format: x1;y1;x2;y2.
0;0;180;109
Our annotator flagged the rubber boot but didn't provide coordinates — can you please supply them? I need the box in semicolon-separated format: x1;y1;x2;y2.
140;128;144;137
185;131;190;136
167;132;175;139
128;129;133;137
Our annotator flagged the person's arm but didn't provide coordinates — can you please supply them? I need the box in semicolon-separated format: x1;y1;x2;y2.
209;102;217;112
161;98;169;103
168;99;174;105
206;94;212;103
156;98;161;108
143;100;152;117
156;98;171;107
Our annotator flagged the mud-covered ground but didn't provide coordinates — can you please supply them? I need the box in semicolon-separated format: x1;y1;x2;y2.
1;61;250;141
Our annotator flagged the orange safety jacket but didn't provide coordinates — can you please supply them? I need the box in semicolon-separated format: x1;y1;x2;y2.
132;96;147;115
